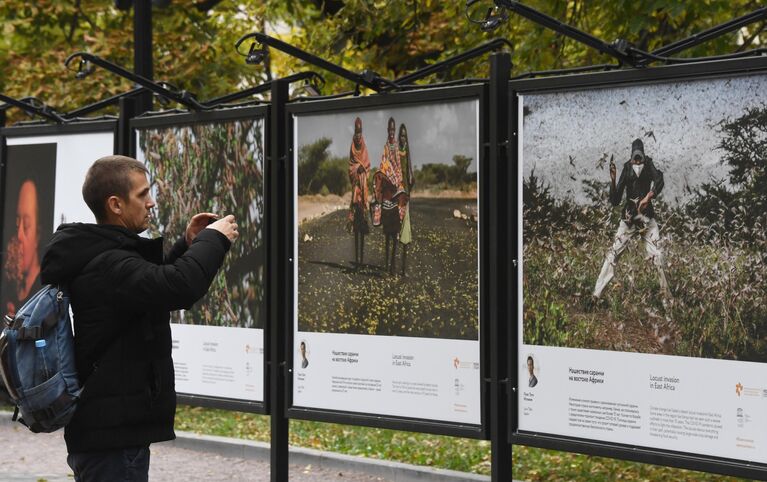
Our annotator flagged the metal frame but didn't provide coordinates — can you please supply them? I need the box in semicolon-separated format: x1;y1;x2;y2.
0;118;119;162
283;84;490;439
0;94;67;124
508;55;767;480
0;119;119;309
236;33;393;93
130;105;270;415
0;118;116;138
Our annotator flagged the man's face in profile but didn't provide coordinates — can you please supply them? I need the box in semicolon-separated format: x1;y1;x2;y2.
16;180;39;274
300;342;306;359
121;171;155;233
527;358;534;376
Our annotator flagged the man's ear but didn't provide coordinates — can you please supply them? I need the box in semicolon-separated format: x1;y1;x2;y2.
106;195;123;216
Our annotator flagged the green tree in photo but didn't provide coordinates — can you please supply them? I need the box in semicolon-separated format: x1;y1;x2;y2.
297;137;350;196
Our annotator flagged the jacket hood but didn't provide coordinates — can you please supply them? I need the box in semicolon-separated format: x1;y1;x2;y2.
40;223;146;284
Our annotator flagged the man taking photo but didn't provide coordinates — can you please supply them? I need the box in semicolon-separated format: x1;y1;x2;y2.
40;155;238;481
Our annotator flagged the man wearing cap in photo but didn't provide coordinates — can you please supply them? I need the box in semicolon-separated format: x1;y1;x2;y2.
592;138;669;300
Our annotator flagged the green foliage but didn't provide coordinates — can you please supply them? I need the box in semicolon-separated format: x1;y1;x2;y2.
255;0;766;94
685;104;767;246
139;120;265;328
0;2;263;122
524;288;570;347
297;137;350;196
314;157;350;196
415;160;475;191
173;405;750;480
3;2;765;118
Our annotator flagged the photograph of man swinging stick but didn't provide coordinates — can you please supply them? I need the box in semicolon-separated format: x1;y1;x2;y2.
521;74;767;363
295;99;480;340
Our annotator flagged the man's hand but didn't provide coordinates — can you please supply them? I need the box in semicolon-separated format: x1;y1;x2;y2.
185;212;218;246
609;156;616;182
638;192;653;213
206;214;239;242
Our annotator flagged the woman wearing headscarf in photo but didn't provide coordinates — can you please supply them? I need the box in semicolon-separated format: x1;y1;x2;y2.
348;117;371;266
397;124;415;276
374;117;408;275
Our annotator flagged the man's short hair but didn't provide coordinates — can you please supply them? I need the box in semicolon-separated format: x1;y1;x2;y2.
527;356;534;364
82;156;149;222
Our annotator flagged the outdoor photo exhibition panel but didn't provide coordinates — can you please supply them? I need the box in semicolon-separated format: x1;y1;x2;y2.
287;85;487;435
133;107;268;410
0;121;116;316
512;57;767;475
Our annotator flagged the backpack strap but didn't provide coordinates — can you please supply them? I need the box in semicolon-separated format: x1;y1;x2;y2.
16;326;42;341
14;291;65;340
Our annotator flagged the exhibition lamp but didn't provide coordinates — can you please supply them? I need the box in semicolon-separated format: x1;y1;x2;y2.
64;52;208;111
236;33;514;95
64;52;326;109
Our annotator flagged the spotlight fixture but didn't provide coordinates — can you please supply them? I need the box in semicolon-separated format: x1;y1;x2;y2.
466;0;508;32
75;59;94;80
481;7;509;32
245;42;269;65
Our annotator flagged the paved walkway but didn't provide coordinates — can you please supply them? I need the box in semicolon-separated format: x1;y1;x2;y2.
0;414;489;481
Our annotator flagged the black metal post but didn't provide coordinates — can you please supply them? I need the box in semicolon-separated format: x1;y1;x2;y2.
134;0;153;114
489;52;512;482
117;96;138;157
508;66;520;461
269;78;290;482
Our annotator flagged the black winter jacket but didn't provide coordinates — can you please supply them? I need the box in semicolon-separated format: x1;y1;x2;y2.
40;223;230;453
610;158;664;220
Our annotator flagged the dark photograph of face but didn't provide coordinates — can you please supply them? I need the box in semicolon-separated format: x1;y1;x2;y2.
1;143;57;317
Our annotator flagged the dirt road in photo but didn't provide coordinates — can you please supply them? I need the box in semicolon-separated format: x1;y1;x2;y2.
298;197;479;340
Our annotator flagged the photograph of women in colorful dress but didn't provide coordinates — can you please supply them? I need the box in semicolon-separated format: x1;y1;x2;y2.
348;117;371;267
296;99;479;340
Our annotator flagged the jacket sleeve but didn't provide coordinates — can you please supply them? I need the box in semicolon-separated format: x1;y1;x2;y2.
103;228;231;313
165;236;188;264
609;163;628;206
648;160;664;197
